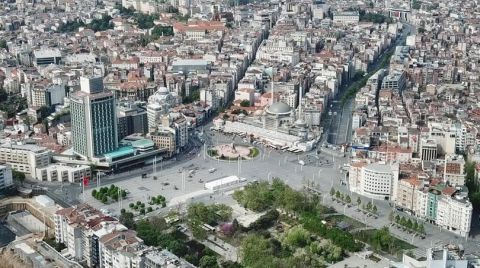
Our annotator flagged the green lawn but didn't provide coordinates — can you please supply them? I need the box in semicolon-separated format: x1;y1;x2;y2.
249;147;260;158
325;214;366;230
354;228;415;259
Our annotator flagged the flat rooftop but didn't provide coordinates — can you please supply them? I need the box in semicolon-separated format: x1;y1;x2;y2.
104;146;135;159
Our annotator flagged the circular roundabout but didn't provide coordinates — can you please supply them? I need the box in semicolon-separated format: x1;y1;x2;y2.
207;143;259;161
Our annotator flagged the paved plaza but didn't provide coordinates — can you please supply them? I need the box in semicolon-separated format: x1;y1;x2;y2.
72;127;480;255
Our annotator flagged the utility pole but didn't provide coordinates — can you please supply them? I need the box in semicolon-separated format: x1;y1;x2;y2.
153;156;157;174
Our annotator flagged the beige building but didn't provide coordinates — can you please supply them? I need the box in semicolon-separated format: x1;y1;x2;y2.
149;127;176;157
0;144;51;176
442;155;466;186
395;177;422;212
36;164;91;183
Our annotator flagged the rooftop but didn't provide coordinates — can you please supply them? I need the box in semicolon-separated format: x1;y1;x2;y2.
104;146;135;160
266;102;292;115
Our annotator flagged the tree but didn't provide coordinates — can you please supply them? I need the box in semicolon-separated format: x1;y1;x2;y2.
418;224;425;234
413;220;419;232
129;203;135;208
12;170;26;185
213;203;233;221
0;39;7;49
191;223;207;240
366;201;372;211
345;195;351;204
388;211;394;222
400;216;407;227
395;214;400;223
412;0;421;9
240;100;250;107
335;190;341;200
356;197;361;206
120;208;126;214
372;205;377;214
167;240;188;257
147;206;153;213
119;212;135;229
140;208;146;215
101;196;108;203
330;187;336;198
149;216;167;232
139;34;150;47
121;190;127;198
188;203;216;225
406;219;413;229
199;255;218;268
88;15;114;32
92;189;97;197
282;225;311;248
151;25;174;38
240;234;274;267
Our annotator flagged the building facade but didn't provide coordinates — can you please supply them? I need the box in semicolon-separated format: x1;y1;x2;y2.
0;144;51;176
0;165;13;190
71;77;118;160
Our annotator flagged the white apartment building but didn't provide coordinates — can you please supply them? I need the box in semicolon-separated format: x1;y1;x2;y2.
201;88;221;110
234;88;255;105
0;165;13;190
29;83;66;107
144;249;195;268
349;162;400;200
428;123;456;155
415;189;429;218
0;144;51;176
442;155;466;186
99;230;144;268
146;87;177;130
454;123;476;153
436;194;472;238
55;204;124;267
256;38;300;65
36;164;91;183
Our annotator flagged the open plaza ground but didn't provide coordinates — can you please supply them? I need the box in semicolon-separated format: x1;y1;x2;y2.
67;127;480;256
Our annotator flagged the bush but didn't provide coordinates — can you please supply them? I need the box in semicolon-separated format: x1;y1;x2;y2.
240;100;250;107
248;209;279;230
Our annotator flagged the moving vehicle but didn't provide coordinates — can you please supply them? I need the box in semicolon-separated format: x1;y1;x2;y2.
208;168;216;173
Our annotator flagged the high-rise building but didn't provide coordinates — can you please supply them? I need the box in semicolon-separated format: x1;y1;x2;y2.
71;76;118;160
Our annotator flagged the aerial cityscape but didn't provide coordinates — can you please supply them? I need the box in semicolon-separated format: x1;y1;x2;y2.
0;0;479;267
